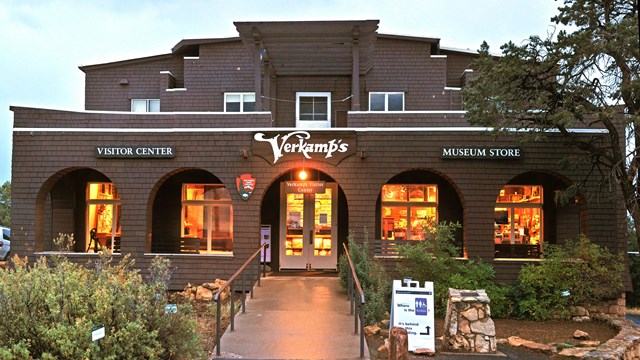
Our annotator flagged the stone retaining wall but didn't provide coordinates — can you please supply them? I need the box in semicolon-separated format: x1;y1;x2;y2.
569;294;626;322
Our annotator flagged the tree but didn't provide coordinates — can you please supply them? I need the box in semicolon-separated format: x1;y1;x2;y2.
0;181;9;227
463;0;640;246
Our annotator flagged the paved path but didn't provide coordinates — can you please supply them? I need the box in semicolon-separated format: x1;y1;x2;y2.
213;276;367;359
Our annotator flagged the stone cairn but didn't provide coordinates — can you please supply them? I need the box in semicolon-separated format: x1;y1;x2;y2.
181;279;230;302
443;288;496;353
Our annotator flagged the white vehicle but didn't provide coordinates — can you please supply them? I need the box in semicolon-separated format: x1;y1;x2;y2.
0;227;10;261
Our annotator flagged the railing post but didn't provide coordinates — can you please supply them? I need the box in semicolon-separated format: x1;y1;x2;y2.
256;255;261;287
348;270;354;315
216;298;222;356
250;260;254;299
262;244;268;278
354;292;359;334
230;284;235;332
241;271;246;313
360;297;365;358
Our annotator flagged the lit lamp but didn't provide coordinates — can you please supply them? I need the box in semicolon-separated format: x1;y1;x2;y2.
298;169;308;180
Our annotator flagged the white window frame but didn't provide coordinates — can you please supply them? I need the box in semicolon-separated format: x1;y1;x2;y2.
224;92;256;112
131;99;160;112
295;92;331;128
369;92;405;111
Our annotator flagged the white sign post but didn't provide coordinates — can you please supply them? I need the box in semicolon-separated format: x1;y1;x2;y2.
260;225;271;263
390;280;435;352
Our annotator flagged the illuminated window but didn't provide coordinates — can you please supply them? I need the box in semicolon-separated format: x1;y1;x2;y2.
181;184;233;254
369;92;404;111
381;184;438;241
494;185;543;258
224;93;256;112
86;183;121;253
131;99;160;112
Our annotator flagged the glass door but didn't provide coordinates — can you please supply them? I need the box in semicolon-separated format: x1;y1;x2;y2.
309;184;337;269
281;192;308;269
280;182;337;270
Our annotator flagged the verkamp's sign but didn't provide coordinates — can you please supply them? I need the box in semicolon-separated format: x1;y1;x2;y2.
253;131;356;165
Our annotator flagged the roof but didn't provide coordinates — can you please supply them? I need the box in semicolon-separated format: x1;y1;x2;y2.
79;53;174;72
79;20;458;73
234;20;380;76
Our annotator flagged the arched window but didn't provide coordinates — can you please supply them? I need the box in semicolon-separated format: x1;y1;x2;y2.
181;184;233;254
87;182;121;253
494;185;543;258
381;184;438;241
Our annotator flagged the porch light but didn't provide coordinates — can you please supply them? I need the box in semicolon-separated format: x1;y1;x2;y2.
298;169;308;180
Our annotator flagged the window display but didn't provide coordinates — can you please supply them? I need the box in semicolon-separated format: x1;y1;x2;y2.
86;183;121;253
381;184;438;241
494;185;543;258
182;184;233;254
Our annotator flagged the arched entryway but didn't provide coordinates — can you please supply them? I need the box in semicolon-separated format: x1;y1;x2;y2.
35;168;120;253
260;168;348;270
375;169;464;256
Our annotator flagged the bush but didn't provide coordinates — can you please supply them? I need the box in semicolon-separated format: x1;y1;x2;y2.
0;247;204;359
338;228;392;325
515;234;624;320
628;253;640;307
396;222;514;318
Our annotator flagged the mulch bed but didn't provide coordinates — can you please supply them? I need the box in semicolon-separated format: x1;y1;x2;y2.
366;317;619;359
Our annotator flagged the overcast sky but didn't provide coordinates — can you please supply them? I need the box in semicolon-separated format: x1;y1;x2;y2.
0;0;563;185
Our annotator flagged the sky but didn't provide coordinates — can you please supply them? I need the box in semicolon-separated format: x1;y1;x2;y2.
0;0;564;185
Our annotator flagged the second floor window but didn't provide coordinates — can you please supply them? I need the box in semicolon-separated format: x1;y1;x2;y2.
131;99;160;112
369;92;404;111
225;93;256;112
296;92;331;128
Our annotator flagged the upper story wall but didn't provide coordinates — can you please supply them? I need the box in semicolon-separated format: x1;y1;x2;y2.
441;49;477;88
168;41;254;112
362;38;471;111
84;56;183;112
81;33;479;116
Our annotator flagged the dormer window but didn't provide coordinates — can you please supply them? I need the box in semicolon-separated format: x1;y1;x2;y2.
369;92;404;111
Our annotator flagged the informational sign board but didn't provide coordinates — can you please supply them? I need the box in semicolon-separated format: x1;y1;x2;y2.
91;325;105;341
390;280;435;352
260;225;271;263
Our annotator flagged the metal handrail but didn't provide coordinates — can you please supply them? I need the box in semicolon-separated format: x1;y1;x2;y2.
214;242;269;357
342;243;366;359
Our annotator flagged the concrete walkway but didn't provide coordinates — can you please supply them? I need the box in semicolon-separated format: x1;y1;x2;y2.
213;276;368;359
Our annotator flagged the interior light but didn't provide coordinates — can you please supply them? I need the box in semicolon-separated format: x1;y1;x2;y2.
299;169;308;180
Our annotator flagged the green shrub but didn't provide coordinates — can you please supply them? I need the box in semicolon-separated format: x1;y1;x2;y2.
338;228;391;325
515;234;624;320
396;222;514;318
628;253;640;307
0;248;205;359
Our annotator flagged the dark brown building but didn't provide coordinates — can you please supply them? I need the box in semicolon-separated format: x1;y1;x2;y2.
10;20;626;288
